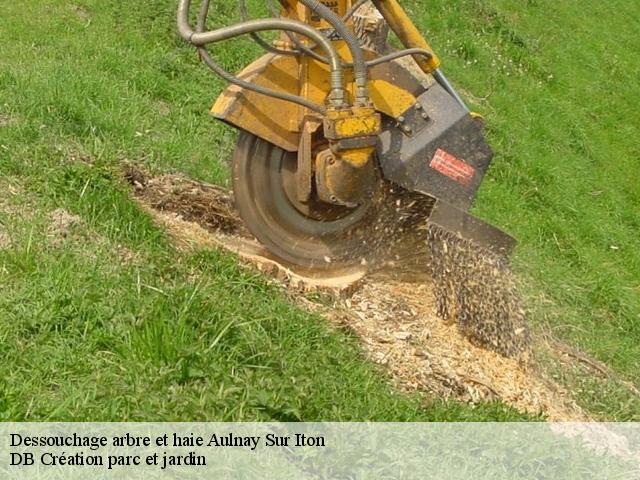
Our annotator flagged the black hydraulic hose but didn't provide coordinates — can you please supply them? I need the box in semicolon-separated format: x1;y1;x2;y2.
296;0;369;103
192;0;327;113
197;0;210;31
183;0;428;110
179;0;341;73
264;0;329;63
237;0;299;57
197;47;326;113
320;47;434;69
432;69;468;111
343;0;368;21
247;0;432;72
364;48;433;67
255;0;367;71
178;0;345;108
267;0;377;67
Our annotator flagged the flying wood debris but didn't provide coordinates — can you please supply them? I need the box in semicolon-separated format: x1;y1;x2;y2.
376;190;530;358
425;225;530;357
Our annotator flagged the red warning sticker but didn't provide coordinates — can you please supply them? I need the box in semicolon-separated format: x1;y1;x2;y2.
429;149;476;186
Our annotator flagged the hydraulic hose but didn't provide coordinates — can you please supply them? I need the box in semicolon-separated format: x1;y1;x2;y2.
194;0;325;113
177;0;346;108
264;0;330;63
250;0;432;73
237;0;299;57
295;0;370;103
197;49;326;113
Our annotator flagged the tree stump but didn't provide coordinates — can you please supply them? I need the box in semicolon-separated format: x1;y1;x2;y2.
352;1;389;54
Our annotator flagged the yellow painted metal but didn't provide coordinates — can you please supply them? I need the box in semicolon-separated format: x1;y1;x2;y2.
338;146;375;167
324;105;380;139
211;1;426;154
322;105;380;167
305;0;348;28
368;79;416;118
370;0;441;73
211;0;444;216
277;0;349;30
211;49;417;152
211;54;301;151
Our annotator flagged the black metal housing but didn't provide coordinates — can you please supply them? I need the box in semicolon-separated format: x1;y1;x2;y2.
378;83;493;211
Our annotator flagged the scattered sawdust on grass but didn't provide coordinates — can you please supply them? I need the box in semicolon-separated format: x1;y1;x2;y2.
327;277;582;420
156;101;171;117
129;169;367;295
125;168;591;420
71;4;90;20
0;180;33;221
45;207;138;264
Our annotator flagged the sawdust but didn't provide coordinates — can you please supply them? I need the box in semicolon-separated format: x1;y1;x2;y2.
425;226;530;357
45;207;138;264
326;277;582;420
125;168;587;420
71;4;90;21
128;167;367;295
0;114;16;127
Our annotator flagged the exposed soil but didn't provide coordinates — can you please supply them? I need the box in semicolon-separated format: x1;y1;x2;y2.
126;167;587;420
0;114;16;127
47;208;83;243
0;227;11;250
125;167;242;236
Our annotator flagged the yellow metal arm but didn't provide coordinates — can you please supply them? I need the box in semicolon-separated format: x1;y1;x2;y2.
370;0;441;73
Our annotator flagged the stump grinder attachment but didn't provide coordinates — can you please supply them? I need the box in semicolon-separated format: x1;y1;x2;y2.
177;0;515;269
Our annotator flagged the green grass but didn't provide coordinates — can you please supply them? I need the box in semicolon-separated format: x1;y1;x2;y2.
0;158;524;422
406;0;640;418
0;0;528;421
0;0;638;420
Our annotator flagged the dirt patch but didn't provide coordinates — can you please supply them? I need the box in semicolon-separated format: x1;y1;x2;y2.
45;207;138;264
126;168;586;420
126;167;241;235
0;114;16;127
47;208;83;246
0;181;33;221
0;227;11;250
71;4;90;21
128;167;367;294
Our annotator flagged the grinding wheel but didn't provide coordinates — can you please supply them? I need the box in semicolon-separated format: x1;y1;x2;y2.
232;131;382;268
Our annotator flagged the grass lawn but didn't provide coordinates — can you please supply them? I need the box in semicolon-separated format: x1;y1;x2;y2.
0;0;638;420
